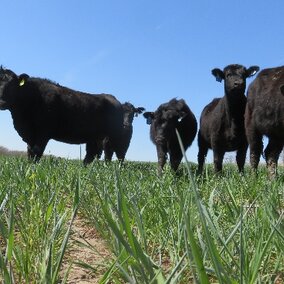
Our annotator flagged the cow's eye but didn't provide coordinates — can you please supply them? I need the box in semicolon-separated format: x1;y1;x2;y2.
2;74;10;81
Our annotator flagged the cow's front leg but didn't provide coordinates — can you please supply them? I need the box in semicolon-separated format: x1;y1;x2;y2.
27;139;48;162
213;148;225;173
236;143;248;173
156;144;167;175
103;138;114;162
169;153;183;172
84;141;100;165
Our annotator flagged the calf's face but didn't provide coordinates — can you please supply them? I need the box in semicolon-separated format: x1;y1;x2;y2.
122;103;145;128
123;107;135;127
0;68;29;110
144;108;183;145
0;68;17;110
212;64;259;95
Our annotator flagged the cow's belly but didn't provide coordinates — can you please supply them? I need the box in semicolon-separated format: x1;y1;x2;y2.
255;118;284;139
221;135;245;152
52;136;88;144
50;125;103;144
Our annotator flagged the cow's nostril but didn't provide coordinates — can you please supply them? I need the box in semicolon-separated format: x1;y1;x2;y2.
155;137;164;144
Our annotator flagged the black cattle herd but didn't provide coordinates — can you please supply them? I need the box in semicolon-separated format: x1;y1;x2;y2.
0;64;284;176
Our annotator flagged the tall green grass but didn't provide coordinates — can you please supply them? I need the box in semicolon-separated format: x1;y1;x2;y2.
79;162;284;283
0;155;283;283
0;157;80;283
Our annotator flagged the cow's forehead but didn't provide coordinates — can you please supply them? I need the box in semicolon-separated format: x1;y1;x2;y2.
123;102;133;108
0;68;16;78
0;68;7;76
154;107;176;118
224;64;246;74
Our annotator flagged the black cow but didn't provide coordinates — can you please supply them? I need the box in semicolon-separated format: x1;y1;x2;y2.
95;102;145;161
245;66;284;177
0;67;125;164
198;64;259;173
143;98;197;174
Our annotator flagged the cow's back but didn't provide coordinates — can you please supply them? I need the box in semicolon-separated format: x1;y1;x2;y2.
199;98;222;139
176;108;197;148
12;78;124;144
247;66;284;138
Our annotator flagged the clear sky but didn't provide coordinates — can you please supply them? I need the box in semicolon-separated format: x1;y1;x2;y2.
1;1;284;163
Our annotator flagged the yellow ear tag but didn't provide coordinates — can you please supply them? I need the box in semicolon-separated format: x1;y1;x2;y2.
19;79;25;87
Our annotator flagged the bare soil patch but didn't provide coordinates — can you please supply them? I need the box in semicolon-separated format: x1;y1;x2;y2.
61;215;112;283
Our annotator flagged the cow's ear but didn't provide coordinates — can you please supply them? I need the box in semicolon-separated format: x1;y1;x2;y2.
280;85;284;95
143;112;154;125
246;66;259;78
212;68;224;82
135;107;145;116
18;73;29;87
178;111;188;122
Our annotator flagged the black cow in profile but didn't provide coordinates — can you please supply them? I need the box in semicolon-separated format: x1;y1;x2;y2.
245;66;284;177
143;98;197;174
0;67;125;164
198;64;259;173
95;102;145;161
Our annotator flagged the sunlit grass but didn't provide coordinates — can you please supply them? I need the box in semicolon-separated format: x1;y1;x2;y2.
0;155;283;283
0;156;79;283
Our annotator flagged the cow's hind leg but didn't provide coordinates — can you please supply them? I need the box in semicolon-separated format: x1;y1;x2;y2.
197;132;209;174
248;131;263;172
104;149;114;162
264;138;283;178
245;112;263;171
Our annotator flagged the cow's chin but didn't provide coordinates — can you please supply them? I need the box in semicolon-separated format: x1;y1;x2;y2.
230;85;245;93
0;101;8;110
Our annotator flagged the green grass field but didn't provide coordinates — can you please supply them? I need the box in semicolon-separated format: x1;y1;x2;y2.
0;155;283;283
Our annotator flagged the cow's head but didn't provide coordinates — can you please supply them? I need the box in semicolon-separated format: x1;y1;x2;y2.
144;99;188;145
143;111;154;125
122;102;145;127
212;64;259;95
0;66;30;110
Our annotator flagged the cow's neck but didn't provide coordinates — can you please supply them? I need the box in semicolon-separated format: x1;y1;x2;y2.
10;104;32;126
224;92;246;126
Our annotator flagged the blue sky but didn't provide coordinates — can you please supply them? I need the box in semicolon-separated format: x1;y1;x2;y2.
1;1;284;163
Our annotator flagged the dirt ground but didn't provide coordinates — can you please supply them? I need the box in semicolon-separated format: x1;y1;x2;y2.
61;216;112;284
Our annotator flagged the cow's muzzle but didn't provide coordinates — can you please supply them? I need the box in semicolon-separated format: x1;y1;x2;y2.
155;136;165;145
0;100;8;110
